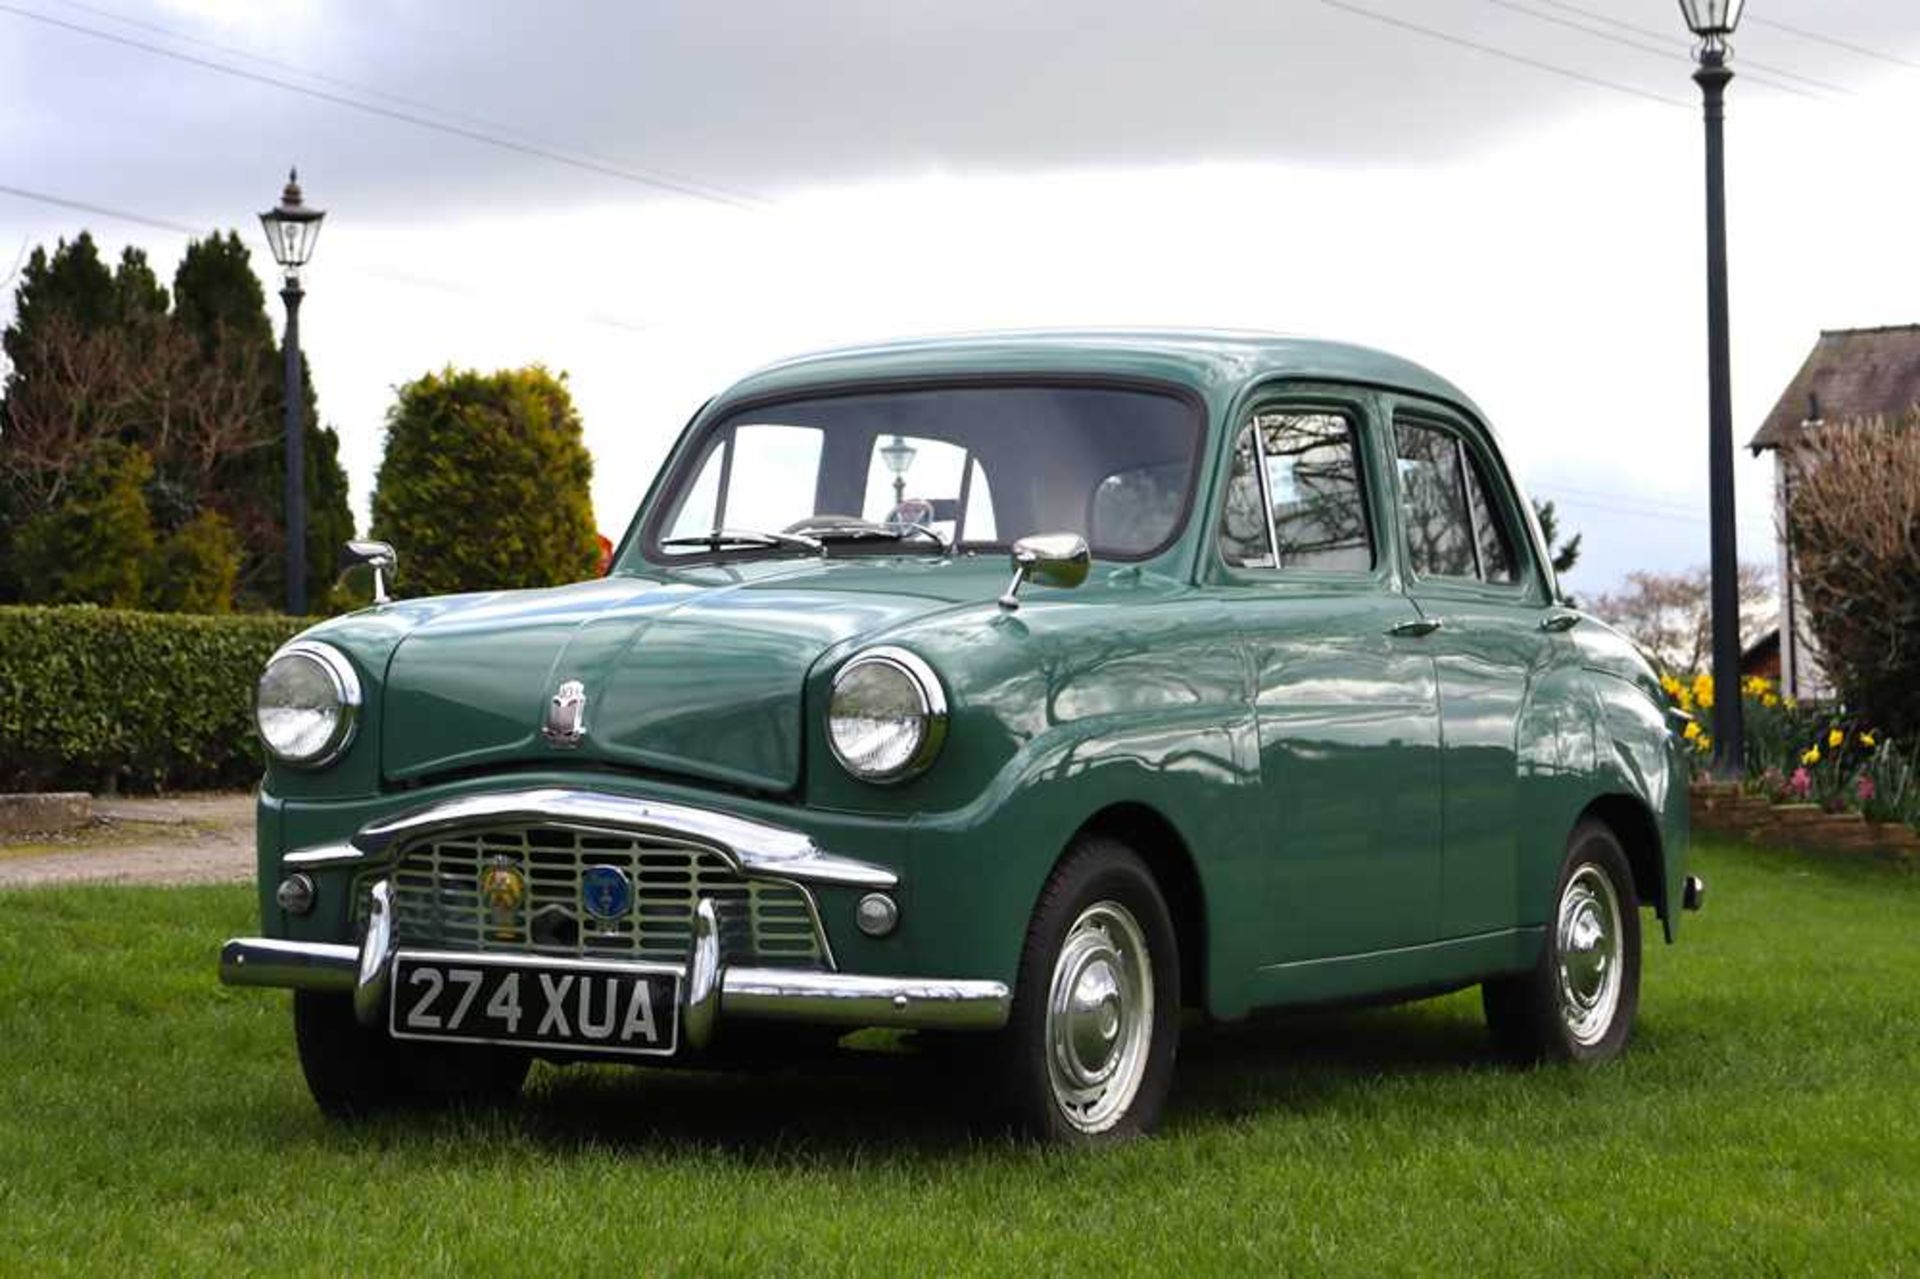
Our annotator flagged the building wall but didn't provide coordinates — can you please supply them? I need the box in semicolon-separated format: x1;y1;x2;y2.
1776;451;1831;701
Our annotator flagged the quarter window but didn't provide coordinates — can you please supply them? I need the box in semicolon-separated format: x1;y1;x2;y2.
1394;418;1521;584
1219;425;1272;568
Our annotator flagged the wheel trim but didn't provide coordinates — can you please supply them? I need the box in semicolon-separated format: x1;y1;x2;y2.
1555;864;1623;1047
1044;900;1154;1134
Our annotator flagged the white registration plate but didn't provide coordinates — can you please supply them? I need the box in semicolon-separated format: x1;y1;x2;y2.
388;952;680;1058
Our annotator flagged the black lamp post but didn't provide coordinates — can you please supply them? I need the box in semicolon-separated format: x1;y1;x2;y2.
259;169;326;615
1679;0;1745;776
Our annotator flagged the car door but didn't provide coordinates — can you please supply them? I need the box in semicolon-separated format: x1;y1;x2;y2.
1387;403;1562;939
1206;389;1446;964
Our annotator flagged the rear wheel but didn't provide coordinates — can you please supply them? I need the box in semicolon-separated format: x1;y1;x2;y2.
1482;819;1642;1064
293;990;530;1119
996;836;1180;1144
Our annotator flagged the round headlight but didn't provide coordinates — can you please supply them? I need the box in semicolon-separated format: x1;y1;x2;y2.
828;646;947;783
255;641;362;767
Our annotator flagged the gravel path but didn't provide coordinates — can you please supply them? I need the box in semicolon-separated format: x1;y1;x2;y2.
0;793;255;890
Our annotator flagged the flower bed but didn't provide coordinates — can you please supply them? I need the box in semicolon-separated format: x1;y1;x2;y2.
1677;672;1920;861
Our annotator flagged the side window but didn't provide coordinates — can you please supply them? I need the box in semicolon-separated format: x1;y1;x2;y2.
963;459;997;542
1217;424;1274;568
1256;411;1372;570
1395;418;1521;584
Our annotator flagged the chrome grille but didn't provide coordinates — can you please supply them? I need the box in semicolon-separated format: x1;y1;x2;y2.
385;824;824;966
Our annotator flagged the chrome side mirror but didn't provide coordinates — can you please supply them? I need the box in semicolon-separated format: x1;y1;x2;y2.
998;533;1091;611
342;539;397;606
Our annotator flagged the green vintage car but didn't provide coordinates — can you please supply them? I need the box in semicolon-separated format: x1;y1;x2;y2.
221;330;1700;1143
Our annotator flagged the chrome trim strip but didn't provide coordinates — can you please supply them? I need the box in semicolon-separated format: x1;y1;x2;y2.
280;788;898;890
683;899;721;1050
353;879;395;1027
218;937;357;991
1254;925;1543;973
282;843;359;869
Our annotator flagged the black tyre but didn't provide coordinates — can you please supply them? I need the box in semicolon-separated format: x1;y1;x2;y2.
1482;819;1642;1064
293;990;530;1119
996;835;1181;1144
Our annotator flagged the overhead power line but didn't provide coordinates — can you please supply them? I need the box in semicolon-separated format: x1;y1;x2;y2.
0;180;652;332
1316;0;1691;110
0;1;764;211
1526;0;1855;94
35;0;765;209
1483;0;1839;100
1750;14;1920;72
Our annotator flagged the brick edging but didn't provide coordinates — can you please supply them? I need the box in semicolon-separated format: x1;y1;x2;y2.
1690;782;1920;860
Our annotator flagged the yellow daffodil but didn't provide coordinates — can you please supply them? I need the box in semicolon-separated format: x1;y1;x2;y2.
1660;673;1684;699
1862;731;1878;749
1762;692;1779;708
1784;696;1798;709
1802;745;1821;766
1828;728;1845;750
1683;720;1703;742
1691;672;1714;710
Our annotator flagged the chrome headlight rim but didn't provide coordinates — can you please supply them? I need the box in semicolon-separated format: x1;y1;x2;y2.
255;640;363;769
827;645;948;785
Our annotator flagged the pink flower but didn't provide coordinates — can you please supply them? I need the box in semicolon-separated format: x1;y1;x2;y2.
1857;775;1877;803
1789;767;1812;798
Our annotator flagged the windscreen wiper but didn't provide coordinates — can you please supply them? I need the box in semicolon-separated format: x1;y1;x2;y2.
659;528;824;554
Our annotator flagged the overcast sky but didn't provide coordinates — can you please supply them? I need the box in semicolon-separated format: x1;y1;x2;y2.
5;0;1919;599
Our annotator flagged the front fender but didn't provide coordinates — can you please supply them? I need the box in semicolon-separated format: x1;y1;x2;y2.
1587;670;1691;940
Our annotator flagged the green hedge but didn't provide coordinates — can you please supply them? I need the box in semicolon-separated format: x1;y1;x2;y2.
0;605;314;793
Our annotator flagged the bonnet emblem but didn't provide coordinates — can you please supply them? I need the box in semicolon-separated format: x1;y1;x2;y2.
543;679;587;747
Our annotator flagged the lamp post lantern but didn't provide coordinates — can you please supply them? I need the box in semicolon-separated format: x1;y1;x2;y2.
880;434;917;508
259;168;325;615
1679;0;1745;776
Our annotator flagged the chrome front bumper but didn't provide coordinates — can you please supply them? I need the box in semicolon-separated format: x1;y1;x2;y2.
219;788;1011;1045
220;887;1009;1043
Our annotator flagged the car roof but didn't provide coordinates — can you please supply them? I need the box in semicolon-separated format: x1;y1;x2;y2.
717;328;1489;423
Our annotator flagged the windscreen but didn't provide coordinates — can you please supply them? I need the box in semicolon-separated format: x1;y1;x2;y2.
648;383;1204;560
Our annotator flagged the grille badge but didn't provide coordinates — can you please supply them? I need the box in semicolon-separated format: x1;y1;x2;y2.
542;679;587;747
479;857;526;935
580;864;633;920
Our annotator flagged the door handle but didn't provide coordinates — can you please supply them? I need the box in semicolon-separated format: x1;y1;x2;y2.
1386;617;1443;638
1540;610;1582;633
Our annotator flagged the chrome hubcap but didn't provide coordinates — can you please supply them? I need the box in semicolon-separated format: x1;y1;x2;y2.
1045;901;1153;1133
1556;865;1623;1046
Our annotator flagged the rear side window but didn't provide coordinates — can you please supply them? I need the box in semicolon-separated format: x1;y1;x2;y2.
1217;409;1373;572
1394;418;1521;584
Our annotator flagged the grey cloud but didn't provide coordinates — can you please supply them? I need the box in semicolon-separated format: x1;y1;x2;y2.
5;0;1916;229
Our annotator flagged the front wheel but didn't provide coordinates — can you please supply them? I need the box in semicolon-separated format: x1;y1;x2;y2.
1482;819;1642;1063
996;836;1181;1144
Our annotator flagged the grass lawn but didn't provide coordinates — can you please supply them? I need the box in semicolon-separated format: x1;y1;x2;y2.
1;843;1915;1275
